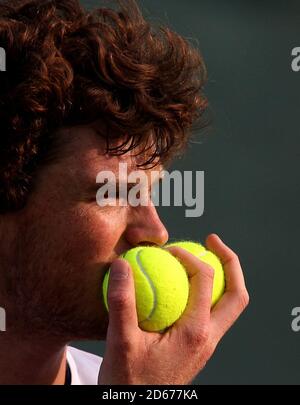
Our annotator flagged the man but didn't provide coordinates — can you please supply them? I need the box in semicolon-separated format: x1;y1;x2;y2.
0;0;249;384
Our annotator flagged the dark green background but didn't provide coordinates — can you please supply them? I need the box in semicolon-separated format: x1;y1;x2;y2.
73;0;300;384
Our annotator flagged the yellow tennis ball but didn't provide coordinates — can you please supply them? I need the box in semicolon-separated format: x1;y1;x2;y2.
166;241;225;307
103;246;190;332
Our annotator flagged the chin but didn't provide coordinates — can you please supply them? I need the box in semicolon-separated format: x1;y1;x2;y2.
68;312;109;341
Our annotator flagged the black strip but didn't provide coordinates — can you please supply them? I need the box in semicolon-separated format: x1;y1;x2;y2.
0;385;271;402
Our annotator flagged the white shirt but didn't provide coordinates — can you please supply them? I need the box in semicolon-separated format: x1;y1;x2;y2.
66;346;103;385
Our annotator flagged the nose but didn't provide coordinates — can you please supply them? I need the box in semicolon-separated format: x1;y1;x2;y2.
125;202;169;247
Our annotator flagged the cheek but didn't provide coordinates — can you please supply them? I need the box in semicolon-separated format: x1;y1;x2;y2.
52;204;128;265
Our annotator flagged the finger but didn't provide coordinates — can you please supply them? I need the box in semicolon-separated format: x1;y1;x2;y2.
205;233;247;292
210;290;249;342
165;246;214;332
205;234;249;340
106;259;139;344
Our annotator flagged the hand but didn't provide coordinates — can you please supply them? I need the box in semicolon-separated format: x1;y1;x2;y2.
98;234;249;385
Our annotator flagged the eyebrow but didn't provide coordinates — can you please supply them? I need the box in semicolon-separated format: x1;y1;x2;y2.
79;163;164;198
85;180;140;197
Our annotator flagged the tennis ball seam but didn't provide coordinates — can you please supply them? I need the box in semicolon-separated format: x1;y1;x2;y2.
136;249;157;322
122;246;158;323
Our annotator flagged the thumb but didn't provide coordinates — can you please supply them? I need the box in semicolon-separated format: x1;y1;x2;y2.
106;258;139;341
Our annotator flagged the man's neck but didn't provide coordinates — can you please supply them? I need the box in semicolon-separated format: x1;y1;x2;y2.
0;334;68;384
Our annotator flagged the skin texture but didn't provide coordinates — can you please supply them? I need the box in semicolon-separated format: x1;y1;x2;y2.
0;123;249;384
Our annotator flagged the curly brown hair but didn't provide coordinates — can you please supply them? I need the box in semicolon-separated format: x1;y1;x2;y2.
0;0;208;213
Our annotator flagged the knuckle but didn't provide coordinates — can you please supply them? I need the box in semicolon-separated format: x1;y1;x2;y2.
185;325;210;346
115;337;134;354
236;288;250;310
109;331;139;356
231;252;240;265
108;291;132;310
200;264;215;281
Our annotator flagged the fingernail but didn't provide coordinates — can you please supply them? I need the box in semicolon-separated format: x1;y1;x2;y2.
110;261;129;280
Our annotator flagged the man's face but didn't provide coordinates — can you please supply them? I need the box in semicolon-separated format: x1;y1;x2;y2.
5;124;168;341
